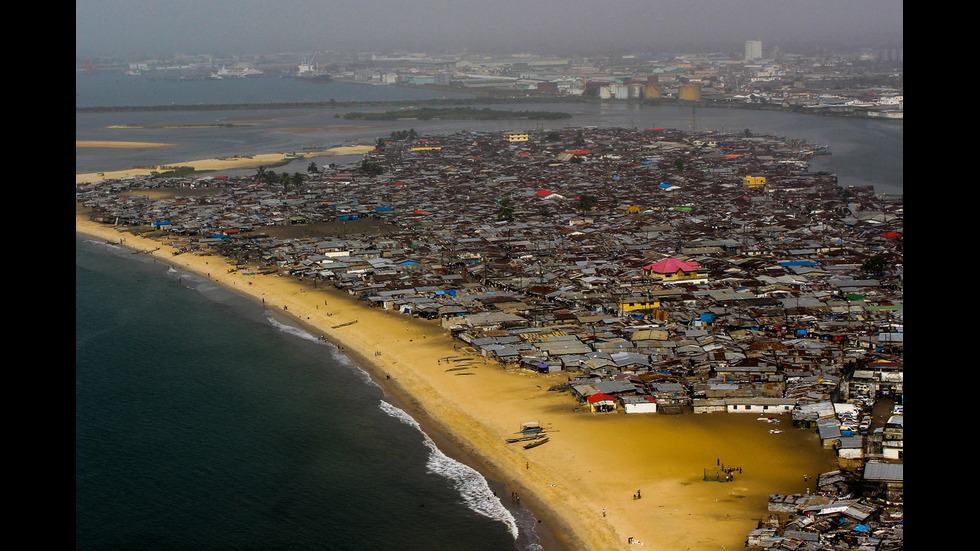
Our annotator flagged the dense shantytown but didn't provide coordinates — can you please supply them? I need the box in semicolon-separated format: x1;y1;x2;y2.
77;126;903;549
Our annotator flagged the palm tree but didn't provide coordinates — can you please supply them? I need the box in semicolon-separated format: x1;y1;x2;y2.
496;198;514;221
256;166;277;186
577;194;598;214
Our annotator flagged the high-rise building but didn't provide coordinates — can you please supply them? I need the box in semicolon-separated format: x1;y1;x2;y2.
745;41;762;61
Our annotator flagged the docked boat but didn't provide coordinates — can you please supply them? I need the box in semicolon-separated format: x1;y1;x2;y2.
209;66;264;79
294;53;332;82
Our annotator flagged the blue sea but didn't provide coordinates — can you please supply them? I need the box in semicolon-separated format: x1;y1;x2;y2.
76;71;901;551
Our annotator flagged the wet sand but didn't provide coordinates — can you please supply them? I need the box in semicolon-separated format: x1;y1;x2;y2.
75;216;839;550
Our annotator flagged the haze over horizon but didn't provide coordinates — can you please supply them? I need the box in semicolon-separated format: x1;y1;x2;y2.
76;0;902;59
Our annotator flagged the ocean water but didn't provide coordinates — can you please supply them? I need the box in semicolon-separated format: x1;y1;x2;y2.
75;236;539;551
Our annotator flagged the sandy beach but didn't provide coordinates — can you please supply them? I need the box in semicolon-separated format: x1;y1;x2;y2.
76;212;840;551
75;143;375;185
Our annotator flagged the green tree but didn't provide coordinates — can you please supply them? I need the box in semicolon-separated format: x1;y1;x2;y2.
307;161;320;173
256;166;277;185
496;198;514;221
577;194;598;214
359;159;385;176
862;255;888;278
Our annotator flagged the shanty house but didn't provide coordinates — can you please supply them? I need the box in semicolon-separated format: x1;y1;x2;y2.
642;257;707;284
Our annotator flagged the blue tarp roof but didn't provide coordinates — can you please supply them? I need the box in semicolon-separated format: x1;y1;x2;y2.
779;260;820;266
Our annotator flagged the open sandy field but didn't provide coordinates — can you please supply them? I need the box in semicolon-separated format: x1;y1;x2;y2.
76;216;839;551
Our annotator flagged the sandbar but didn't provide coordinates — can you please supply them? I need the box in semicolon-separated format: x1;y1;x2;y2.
76;140;177;148
75;144;375;185
75;216;838;550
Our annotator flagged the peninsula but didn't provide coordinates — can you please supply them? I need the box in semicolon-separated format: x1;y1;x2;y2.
76;126;903;550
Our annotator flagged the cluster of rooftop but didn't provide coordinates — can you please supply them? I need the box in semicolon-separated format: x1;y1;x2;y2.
749;457;903;549
77;125;903;546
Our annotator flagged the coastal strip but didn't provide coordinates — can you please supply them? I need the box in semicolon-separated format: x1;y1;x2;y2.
75;144;375;185
76;215;837;551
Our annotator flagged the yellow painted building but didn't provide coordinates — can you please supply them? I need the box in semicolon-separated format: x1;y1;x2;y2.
503;131;529;142
619;298;661;314
743;176;766;188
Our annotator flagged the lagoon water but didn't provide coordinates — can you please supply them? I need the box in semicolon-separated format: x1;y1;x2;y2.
76;72;901;551
75;71;902;196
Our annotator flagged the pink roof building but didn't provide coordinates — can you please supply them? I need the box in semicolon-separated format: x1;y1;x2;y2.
642;257;700;274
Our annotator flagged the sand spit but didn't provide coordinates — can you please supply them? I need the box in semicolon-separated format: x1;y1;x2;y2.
75;145;375;185
76;140;177;148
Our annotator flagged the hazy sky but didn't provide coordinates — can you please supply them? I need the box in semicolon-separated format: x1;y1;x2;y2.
76;0;903;57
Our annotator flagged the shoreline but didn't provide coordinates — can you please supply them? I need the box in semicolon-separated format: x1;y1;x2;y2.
76;215;839;550
75;218;576;551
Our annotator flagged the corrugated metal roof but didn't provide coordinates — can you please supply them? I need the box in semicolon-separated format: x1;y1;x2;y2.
864;461;903;482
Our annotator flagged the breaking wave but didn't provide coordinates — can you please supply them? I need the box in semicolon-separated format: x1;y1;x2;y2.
264;314;376;386
379;400;520;542
261;313;535;548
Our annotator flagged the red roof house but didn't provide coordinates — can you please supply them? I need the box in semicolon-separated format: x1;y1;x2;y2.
642;257;706;283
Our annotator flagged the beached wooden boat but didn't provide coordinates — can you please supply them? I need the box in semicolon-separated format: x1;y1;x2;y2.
518;421;543;434
523;436;549;449
506;433;546;444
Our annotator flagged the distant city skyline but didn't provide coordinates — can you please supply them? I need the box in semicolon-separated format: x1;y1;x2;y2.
76;0;903;58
